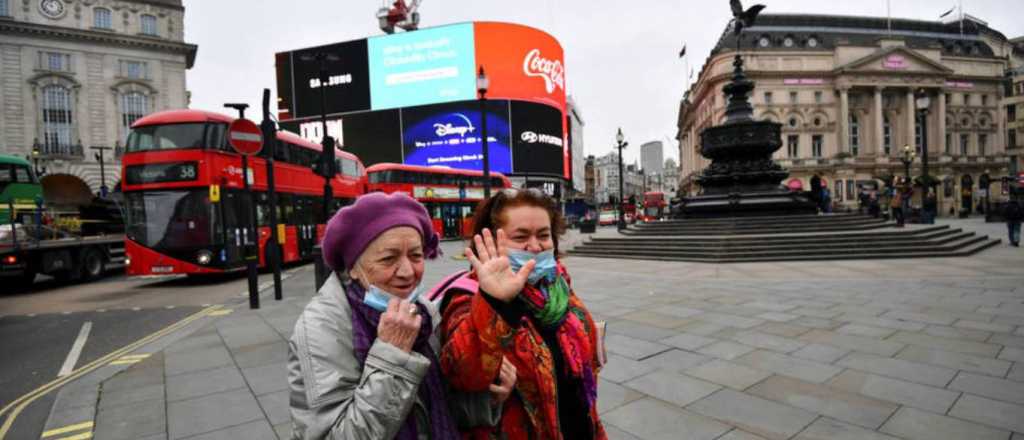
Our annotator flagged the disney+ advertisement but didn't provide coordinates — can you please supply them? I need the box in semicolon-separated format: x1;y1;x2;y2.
400;100;512;173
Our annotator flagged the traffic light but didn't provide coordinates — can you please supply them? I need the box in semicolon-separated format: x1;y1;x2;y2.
318;136;337;177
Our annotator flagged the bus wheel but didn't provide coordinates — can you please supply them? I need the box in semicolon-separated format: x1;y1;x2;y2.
80;248;106;281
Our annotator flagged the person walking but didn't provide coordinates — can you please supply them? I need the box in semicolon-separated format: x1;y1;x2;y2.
891;187;904;227
1005;198;1022;247
439;188;607;439
923;189;938;225
287;192;505;440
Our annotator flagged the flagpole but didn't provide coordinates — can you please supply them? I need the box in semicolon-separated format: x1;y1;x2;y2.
886;0;892;37
959;0;963;37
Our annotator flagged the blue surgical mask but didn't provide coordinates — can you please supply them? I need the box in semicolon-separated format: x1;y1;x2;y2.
363;283;422;312
507;249;557;285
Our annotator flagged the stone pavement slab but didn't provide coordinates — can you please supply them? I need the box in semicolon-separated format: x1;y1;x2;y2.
734;350;844;384
623;370;721;407
793;417;902;440
835;352;957;387
684;359;771;390
949;393;1024;433
895;345;1011;377
697;340;755;360
687;389;818;440
746;375;898;429
948;372;1024;405
827;370;960;414
602;398;731;440
880;407;1010;440
167;388;265;439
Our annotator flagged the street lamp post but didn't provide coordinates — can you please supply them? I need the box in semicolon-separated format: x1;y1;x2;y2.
616;128;628;231
300;52;340;292
27;144;46;177
900;144;916;183
91;146;112;197
477;66;491;199
915;89;931;185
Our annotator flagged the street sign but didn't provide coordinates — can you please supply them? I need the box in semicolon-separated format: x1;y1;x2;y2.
209;184;220;203
228;119;263;155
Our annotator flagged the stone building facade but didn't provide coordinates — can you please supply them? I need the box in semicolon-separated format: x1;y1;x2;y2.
677;14;1023;214
0;0;196;193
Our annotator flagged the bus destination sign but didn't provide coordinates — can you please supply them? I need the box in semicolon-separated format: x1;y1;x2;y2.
125;162;199;185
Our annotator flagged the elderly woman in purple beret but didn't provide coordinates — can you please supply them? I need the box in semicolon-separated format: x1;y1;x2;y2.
288;192;513;440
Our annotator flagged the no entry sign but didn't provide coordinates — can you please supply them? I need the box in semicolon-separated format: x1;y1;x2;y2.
228;119;263;155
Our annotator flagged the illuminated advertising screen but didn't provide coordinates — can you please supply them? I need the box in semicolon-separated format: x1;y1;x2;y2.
401;100;511;173
367;23;477;110
474;22;566;111
341;110;404;165
284;39;372;119
511;101;564;177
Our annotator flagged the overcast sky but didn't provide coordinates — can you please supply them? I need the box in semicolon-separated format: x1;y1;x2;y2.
184;0;1022;165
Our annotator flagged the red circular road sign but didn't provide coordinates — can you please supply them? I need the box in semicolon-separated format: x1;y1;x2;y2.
228;119;263;155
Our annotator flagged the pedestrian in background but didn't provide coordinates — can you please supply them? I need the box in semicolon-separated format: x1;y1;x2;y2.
439;188;607;439
287;192;504;440
923;189;938;225
891;187;905;227
1005;198;1022;247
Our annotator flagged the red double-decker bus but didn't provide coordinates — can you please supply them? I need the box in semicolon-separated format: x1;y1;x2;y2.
640;191;667;222
121;109;365;276
365;163;511;239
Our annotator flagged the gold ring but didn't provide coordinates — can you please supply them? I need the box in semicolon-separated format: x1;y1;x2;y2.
408;306;418;315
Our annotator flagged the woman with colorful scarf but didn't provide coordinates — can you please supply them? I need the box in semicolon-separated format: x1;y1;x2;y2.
440;189;607;439
287;193;508;440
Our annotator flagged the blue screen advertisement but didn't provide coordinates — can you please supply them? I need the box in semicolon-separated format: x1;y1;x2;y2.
368;23;477;110
401;101;511;173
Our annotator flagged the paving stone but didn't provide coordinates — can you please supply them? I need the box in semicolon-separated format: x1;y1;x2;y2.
656;304;704;318
241;362;289;396
949;393;1024;433
639;348;711;372
274;423;292;440
888;331;1001;356
835;352;957;387
183;419;278;440
696;312;766;329
747;375;899;429
658;332;717;351
1009;362;1024;382
718;428;769;440
836;324;896;338
602;398;731;440
697;341;755;360
229;340;289;369
99;383;165;410
798;330;904;356
791;307;843;319
164;346;235;377
840;315;927;332
882;310;958;326
164;332;224;354
895;346;1011;377
755;322;813;338
880;406;1009;440
102;359;165;393
989;333;1024;349
600;353;657;383
756;312;799;322
676;320;729;336
793;417;901;440
688;389;818;440
791;343;849;364
731;331;806;353
734;350;844;384
607;319;680;340
788;317;843;330
605;334;671;360
954;320;1015;334
948;372;1024;405
166;365;246;402
827;370;960;414
684;359;771;390
619;310;692;330
256;389;289;426
597;378;643;414
923;325;992;342
623;370;720;407
94;397;166;440
1000;347;1024;362
745;301;798;313
167;389;264;439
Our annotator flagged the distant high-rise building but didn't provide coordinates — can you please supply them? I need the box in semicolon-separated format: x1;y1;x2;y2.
641;141;664;175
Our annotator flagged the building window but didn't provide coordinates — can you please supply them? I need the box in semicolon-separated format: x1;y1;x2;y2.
764;92;773;104
978;134;987;156
812;135;823;157
849;115;860;155
0;0;8;16
787;135;799;158
960;133;969;155
883;116;892;155
94;8;112;29
814;91;822;103
41;85;73;151
945;94;951;105
981;95;988;106
945;132;952;155
119;60;149;79
788;117;798;128
39;52;71;72
140;14;158;36
1009;104;1017;121
789;91;798;103
1010;129;1018;149
120;92;148;138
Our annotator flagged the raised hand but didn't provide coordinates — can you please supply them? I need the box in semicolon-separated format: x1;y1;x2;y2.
489;356;517;406
464;228;535;303
376;298;422;353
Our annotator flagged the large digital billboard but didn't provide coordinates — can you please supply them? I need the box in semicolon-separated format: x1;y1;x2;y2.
401;100;511;173
282;40;371;119
474;22;566;111
511;101;565;177
367;23;477;110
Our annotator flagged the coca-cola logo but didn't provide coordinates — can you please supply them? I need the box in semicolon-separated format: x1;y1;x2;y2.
523;49;564;95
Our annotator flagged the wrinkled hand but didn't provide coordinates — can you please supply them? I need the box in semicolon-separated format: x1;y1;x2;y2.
489;357;517;406
465;228;534;303
376;298;422;353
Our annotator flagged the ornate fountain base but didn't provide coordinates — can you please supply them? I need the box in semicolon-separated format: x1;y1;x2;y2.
680;190;817;218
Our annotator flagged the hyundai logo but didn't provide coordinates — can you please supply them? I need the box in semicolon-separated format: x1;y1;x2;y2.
521;131;539;143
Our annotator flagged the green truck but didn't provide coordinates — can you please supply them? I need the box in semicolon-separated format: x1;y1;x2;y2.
1;154;125;289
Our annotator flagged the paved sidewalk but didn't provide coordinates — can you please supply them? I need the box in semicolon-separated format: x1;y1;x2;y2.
46;221;1024;439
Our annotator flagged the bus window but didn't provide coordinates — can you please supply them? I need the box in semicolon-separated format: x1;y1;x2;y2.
340;158;359;177
274;142;291;162
205;123;228;152
126;123;207;152
14;165;33;183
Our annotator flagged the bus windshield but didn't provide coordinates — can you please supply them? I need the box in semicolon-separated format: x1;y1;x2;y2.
124;190;215;249
126;123;214;153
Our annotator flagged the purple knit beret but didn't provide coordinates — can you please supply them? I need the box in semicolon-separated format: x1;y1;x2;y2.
321;192;440;271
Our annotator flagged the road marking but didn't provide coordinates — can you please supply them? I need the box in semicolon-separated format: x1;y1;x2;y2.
57;322;92;378
109;353;151;366
208;309;233;317
0;305;220;439
41;421;92;438
54;432;91;440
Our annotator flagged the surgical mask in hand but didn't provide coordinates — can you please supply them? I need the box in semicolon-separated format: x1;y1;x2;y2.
507;249;557;285
363;284;422;312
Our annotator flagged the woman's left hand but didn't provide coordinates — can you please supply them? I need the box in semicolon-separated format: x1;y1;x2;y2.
488;357;517;406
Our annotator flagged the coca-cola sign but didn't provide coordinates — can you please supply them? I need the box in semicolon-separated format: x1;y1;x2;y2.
523;49;565;94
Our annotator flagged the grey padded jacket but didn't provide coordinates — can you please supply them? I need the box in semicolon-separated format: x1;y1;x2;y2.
288;273;497;440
